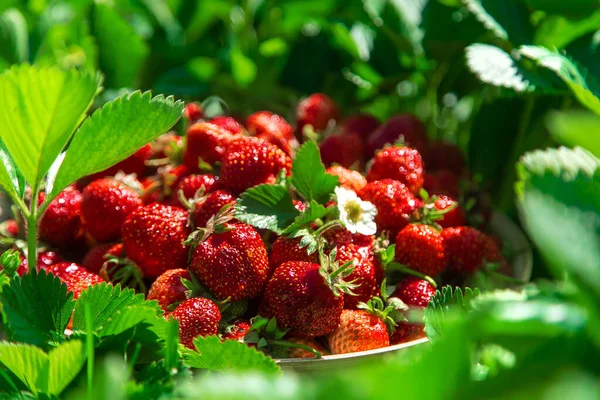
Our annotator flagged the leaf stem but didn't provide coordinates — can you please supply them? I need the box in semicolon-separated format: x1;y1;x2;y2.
85;303;95;397
313;219;341;237
387;262;437;288
26;209;38;273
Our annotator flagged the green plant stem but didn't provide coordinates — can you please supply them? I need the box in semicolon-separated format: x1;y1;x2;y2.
84;303;94;397
26;210;38;273
267;340;322;358
387;262;437;288
313;220;341;237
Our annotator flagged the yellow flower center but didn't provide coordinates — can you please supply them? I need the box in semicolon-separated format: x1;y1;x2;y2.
344;200;363;222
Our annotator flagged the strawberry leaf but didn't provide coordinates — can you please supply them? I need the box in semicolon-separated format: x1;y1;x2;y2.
462;0;533;45
425;286;480;341
282;200;331;235
184;335;280;374
546;111;600;158
0;9;28;64
0;138;25;205
291;141;339;204
234;184;299;234
97;304;164;338
0;270;75;347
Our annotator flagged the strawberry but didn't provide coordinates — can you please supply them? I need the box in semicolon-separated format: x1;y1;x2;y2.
81;178;143;243
172;174;219;207
425;141;466;175
358;179;421;234
147;268;191;313
86;144;152;181
391;277;436;308
319;131;365;169
222;319;253;341
184;102;204;122
395;224;446;276
2;219;18;237
245;111;298;157
296;93;340;136
287;337;330;358
193;190;237;228
327;309;390;354
210;116;243;135
45;262;105;299
293;200;307;212
432;195;465;228
39;187;84;248
190;222;270;301
259;261;346;338
18;251;63;276
270;236;319;269
339;114;380;140
366;114;429;158
122;203;190;277
82;243;124;274
390;322;427;345
170;297;221;349
442;226;487;274
183;122;239;172
335;243;377;310
219;137;292;194
367;146;424;194
326;165;367;192
423;169;460;199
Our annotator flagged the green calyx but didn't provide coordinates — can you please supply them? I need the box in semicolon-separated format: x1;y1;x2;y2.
0;249;21;278
318;246;361;297
412;189;458;230
184;203;235;257
358;279;409;334
376;244;438;288
101;254;147;293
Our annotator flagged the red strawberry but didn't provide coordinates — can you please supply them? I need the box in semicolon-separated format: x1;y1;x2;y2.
259;261;344;338
319;131;365;169
390;322;427;345
39;187;84;248
87;144;152;181
184;102;204;122
335;243;377;310
287;337;330;358
45;262;105;299
442;226;487;274
339;114;380;140
122;203;190;277
293;200;307;212
219;137;292;194
82;179;143;243
18;251;63;276
358;179;421;234
366;114;429;158
210;116;243;135
147;268;191;313
423;170;460;199
2;219;18;237
82;243;124;274
183;122;239;171
222;319;252;341
327;309;390;354
326;166;367;192
425;141;466;175
296;93;340;136
245;111;298;157
395;224;446;276
432;195;465;228
172;174;219;207
170;297;221;349
391;277;436;308
270;236;318;269
367;147;424;194
193;190;237;228
190;223;270;301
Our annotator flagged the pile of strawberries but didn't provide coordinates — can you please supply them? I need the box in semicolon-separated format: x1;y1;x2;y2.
0;93;509;358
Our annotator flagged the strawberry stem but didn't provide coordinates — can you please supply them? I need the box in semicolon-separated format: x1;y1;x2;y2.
267;339;323;358
387;262;437;288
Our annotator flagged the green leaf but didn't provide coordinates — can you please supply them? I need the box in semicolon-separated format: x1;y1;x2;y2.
184;336;280;374
230;47;257;87
234;184;299;234
0;9;28;63
0;340;86;396
462;0;533;45
330;22;361;59
97;305;162;338
546;110;600;157
291;141;339;204
0;64;100;188
282;201;331;235
0;137;25;204
534;10;600;49
424;286;480;340
48;91;183;202
92;4;149;88
525;0;599;17
72;283;147;332
0;270;75;347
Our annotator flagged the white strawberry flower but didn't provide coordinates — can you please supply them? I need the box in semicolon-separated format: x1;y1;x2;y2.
335;186;377;235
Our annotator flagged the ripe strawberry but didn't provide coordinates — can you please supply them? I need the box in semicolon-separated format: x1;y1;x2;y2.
245;111;298;157
210;116;243;135
339;114;380;140
122;203;190;277
322;225;355;247
335;243;377;309
319;131;365;169
432;195;465;228
170;297;221;349
190;223;269;301
39;187;84;248
183;122;239;171
184;102;204;122
327;309;390;354
18;251;63;276
270;236;318;269
147;268;191;313
425;141;466;175
391;277;436;308
390;322;427;345
423;169;460;199
287;337;330;358
358;179;421;234
45;262;105;299
193;190;237;228
442;226;487;274
82;179;143;243
222;319;253;341
367;146;424;194
219;137;292;194
293;200;307;212
172;174;219;207
395;224;446;276
87;144;152;181
2;219;18;237
366;114;429;158
326;165;367;192
296;93;340;136
259;261;344;338
82;243;124;274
